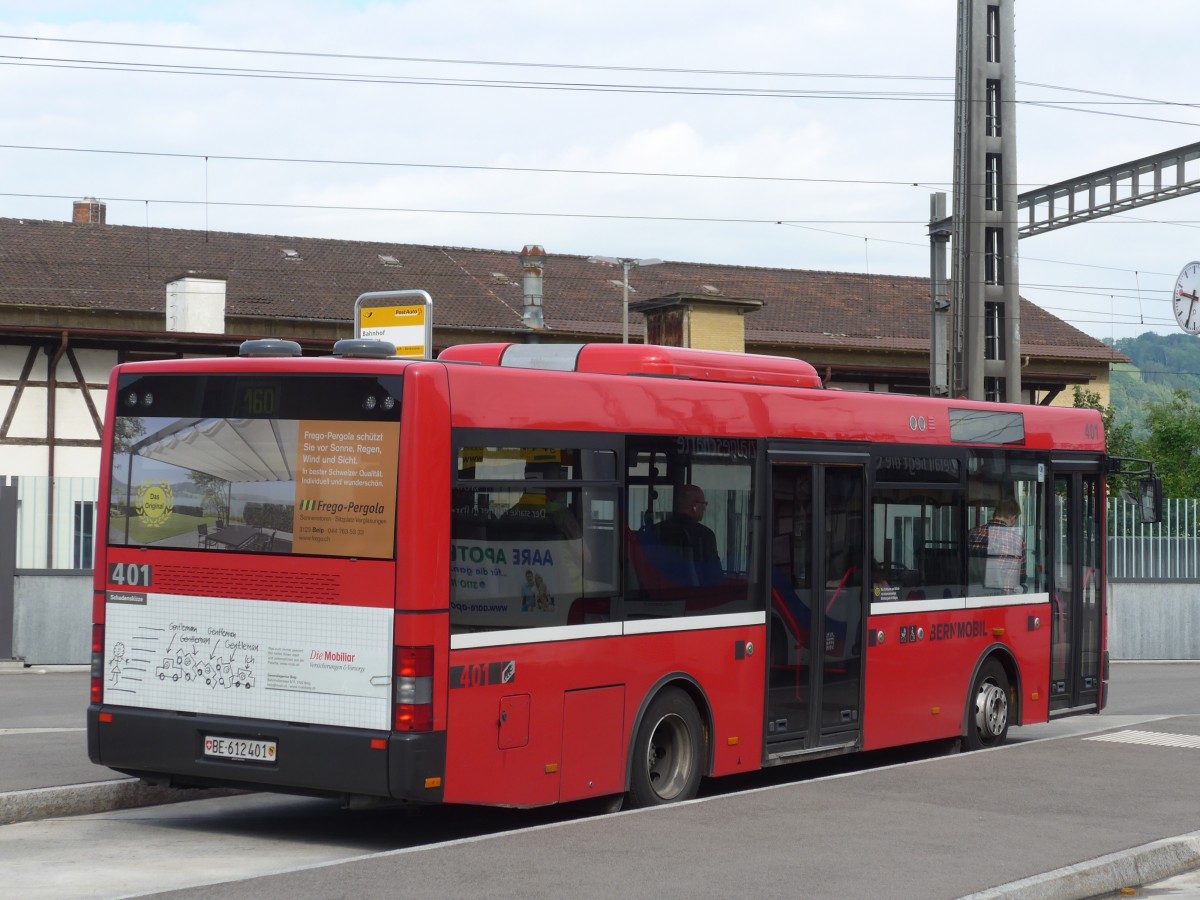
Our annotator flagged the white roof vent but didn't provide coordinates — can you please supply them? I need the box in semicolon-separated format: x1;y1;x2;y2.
608;279;637;293
281;249;301;261
701;284;721;295
378;254;401;267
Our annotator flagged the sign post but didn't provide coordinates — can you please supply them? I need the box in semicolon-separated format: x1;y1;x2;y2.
354;290;434;359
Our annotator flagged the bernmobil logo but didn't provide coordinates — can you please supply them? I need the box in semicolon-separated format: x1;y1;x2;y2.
929;620;988;641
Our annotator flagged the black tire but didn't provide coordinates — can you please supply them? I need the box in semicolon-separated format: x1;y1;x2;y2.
573;793;625;816
628;687;705;808
965;658;1012;751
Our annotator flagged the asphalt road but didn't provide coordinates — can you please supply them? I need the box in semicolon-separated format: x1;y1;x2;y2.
2;663;1200;899
0;668;95;792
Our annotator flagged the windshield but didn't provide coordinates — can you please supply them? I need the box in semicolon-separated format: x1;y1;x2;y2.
107;373;402;559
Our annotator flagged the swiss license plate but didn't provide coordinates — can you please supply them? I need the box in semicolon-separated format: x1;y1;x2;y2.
203;735;277;763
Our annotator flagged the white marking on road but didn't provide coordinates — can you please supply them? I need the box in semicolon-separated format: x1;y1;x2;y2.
1084;729;1200;749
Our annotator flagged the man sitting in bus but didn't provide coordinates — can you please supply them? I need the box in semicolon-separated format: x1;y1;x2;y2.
967;498;1026;594
652;485;723;588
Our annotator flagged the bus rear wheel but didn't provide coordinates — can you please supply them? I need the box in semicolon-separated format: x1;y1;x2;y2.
965;658;1011;751
628;688;704;808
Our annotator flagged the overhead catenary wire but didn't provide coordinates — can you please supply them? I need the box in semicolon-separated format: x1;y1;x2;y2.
4;190;1199;232
0;142;954;188
1;34;1196;345
1;57;1197;128
3;32;1199;109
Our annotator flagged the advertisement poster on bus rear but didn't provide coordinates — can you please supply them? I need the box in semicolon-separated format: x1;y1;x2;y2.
103;591;393;730
292;421;400;557
110;411;400;561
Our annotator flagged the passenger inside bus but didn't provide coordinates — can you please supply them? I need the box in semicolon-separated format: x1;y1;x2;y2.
968;497;1027;594
651;484;723;587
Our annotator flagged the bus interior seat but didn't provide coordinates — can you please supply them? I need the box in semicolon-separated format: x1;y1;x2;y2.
924;548;962;587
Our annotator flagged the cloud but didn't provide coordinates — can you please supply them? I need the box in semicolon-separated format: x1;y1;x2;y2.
0;1;1198;340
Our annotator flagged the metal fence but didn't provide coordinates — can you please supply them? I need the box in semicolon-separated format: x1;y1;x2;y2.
1108;496;1200;582
12;476;98;570
3;475;1198;579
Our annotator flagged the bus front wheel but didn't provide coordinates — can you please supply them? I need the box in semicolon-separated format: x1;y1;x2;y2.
628;687;705;808
965;658;1011;751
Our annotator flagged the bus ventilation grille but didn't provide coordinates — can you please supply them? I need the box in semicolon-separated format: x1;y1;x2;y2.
152;566;342;603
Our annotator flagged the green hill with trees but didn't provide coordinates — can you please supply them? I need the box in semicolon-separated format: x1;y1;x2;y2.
1109;333;1200;438
1077;333;1200;499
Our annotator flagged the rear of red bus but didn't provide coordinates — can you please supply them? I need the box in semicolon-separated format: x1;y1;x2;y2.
87;352;452;802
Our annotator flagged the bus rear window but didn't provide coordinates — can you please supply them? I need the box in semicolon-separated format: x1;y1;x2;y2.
107;373;402;559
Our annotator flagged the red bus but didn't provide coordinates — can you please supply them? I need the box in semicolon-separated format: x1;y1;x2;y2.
87;339;1154;809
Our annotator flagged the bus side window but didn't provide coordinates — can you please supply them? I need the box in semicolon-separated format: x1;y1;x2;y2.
871;488;964;602
448;443;620;632
624;435;756;618
965;451;1046;598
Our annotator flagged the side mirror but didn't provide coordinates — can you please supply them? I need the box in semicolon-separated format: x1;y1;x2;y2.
1137;476;1162;525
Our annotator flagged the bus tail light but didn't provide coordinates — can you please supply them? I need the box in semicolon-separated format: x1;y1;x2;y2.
90;624;104;704
394;646;434;732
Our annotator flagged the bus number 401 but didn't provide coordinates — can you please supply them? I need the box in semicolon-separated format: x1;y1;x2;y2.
109;562;153;587
450;661;516;690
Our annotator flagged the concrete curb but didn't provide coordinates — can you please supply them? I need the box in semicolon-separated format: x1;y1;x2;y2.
962;831;1200;900
0;780;244;826
0;662;90;674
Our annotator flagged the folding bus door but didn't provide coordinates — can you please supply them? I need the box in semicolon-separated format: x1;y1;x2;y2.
1049;460;1104;714
766;450;867;753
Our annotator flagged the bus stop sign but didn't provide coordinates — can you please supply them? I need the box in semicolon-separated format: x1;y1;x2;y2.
354;290;434;359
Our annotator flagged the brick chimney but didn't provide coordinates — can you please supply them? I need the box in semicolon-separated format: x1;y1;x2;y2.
72;198;106;224
518;244;546;330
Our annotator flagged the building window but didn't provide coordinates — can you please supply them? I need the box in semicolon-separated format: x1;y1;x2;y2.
986;6;1001;63
984;227;1004;285
984;301;1005;361
983;377;1005;404
985;153;1003;211
74;500;95;569
986;79;1002;137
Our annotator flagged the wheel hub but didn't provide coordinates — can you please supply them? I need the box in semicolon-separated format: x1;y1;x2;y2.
646;713;693;800
975;681;1008;738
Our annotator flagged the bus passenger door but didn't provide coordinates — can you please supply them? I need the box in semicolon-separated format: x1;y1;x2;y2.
766;455;867;751
1050;464;1103;714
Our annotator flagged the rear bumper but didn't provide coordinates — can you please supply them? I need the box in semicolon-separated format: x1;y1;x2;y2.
88;705;446;802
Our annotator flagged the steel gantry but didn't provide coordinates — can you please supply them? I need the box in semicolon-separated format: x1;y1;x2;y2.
930;1;1200;402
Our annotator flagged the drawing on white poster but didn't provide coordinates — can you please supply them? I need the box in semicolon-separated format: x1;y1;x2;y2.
105;592;393;730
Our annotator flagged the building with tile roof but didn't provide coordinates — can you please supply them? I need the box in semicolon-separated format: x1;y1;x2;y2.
1;199;1124;483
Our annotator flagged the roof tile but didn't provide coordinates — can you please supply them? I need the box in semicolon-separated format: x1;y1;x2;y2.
0;216;1121;363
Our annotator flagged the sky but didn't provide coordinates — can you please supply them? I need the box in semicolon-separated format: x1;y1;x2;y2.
1;0;1199;344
